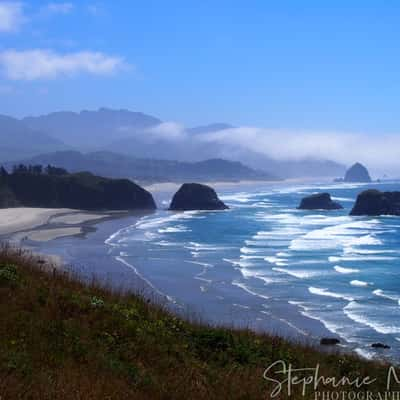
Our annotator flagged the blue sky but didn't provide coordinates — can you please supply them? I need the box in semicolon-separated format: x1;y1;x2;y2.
1;1;400;133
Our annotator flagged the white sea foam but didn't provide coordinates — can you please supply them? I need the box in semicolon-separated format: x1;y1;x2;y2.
105;224;137;246
196;276;212;284
158;225;190;233
301;215;352;225
187;260;214;283
264;256;288;265
344;301;400;335
309;286;354;301
273;268;321;279
343;248;398;255
233;303;251;309
220;193;252;203
334;265;360;274
223;258;254;269
346;234;382;246
237;265;283;283
136;213;191;230
155;240;179;247
290;222;382;251
253;227;305;238
115;256;174;303
355;348;376;360
288;300;305;307
187;261;213;268
263;304;309;336
231;280;270;300
257;275;280;284
331;196;354;202
245;239;271;246
291;301;343;335
185;242;230;252
329;255;396;263
106;211;201;245
240;255;266;260
240;246;265;254
373;289;400;303
350;280;369;287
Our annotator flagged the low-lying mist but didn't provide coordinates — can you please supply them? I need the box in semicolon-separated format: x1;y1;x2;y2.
143;122;399;177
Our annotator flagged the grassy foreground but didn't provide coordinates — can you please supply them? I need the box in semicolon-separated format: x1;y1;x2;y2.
0;246;396;399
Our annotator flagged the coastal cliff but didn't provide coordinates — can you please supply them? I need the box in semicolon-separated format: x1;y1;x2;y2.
0;165;156;211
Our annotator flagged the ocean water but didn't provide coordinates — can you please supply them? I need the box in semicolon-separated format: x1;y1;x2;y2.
105;180;400;362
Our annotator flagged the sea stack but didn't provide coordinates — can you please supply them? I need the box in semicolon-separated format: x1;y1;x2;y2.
169;183;228;211
350;190;400;216
320;338;340;346
298;193;343;210
344;163;372;183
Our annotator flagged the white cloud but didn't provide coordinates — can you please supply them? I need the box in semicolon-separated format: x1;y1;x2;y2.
0;2;24;32
147;122;187;140
0;49;126;80
44;2;74;15
199;127;400;175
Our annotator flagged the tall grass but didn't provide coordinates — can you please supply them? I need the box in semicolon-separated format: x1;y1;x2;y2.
0;245;396;399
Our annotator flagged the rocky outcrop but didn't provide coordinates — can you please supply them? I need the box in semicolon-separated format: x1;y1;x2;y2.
371;343;391;349
169;183;228;211
0;166;157;211
344;163;372;182
320;338;340;345
298;193;343;210
350;190;400;216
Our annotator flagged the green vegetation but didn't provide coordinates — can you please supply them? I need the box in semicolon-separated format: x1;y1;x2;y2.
0;164;156;210
0;247;396;399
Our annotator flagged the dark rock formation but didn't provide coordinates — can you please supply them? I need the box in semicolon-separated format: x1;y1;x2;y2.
169;183;228;211
298;193;343;210
320;338;340;345
371;343;391;349
0;165;156;211
350;190;400;216
344;163;372;182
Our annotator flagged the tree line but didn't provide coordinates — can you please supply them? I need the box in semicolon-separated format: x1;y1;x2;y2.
0;164;68;177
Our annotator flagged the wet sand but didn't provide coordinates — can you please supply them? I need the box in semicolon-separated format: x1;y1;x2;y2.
0;208;118;244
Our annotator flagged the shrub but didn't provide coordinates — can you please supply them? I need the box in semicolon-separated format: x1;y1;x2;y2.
0;263;20;288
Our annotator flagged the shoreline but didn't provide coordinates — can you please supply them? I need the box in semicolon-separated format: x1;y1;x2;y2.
0;207;142;245
0;177;394;363
6;211;363;361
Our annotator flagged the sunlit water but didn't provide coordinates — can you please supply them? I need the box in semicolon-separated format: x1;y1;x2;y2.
105;181;400;361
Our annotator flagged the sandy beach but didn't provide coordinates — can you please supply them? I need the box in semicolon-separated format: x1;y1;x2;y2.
0;208;113;243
